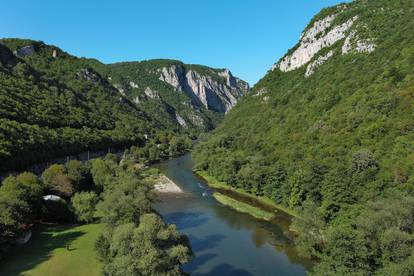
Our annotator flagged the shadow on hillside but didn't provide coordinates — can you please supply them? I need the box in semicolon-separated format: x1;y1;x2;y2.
0;224;85;275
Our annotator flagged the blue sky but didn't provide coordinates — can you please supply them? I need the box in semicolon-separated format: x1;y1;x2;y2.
1;0;348;85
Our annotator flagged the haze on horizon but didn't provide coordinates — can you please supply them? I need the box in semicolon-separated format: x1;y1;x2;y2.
1;0;348;85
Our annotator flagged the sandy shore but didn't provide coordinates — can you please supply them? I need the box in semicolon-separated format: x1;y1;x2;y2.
154;175;183;194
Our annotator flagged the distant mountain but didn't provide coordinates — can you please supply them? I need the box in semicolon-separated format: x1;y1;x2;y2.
194;0;414;273
0;38;248;170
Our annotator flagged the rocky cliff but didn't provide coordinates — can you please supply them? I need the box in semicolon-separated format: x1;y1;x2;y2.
272;3;376;78
103;60;249;130
158;65;249;113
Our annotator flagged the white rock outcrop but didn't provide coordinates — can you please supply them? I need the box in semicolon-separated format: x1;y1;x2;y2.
144;87;159;99
175;113;187;127
129;81;139;88
305;50;334;77
159;65;185;91
113;84;125;96
342;31;376;54
274;15;357;72
159;65;249;113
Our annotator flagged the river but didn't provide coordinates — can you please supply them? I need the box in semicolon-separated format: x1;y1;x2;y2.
154;154;310;276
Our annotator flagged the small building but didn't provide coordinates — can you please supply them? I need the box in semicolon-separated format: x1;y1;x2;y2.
43;194;62;201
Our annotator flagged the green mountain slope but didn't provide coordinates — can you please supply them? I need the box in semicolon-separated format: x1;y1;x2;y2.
0;39;248;170
194;1;414;274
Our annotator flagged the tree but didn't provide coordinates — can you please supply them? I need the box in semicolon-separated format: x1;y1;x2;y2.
0;172;43;260
100;214;192;276
91;159;116;189
42;164;74;197
98;172;154;228
71;191;98;223
66;160;92;192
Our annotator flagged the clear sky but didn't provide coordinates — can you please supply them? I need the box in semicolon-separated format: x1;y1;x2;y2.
1;0;349;85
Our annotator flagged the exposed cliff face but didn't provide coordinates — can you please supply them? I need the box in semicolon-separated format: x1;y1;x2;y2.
272;5;376;77
102;60;248;131
159;65;249;113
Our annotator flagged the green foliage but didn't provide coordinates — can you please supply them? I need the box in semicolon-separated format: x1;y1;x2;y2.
303;193;414;276
65;160;93;191
213;192;274;220
98;172;154;228
101;214;191;276
0;39;233;171
71;191;98;223
94;156;192;275
193;0;414;274
42;164;74;197
0;172;43;259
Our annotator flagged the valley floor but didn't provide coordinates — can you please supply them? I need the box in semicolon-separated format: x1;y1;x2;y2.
0;223;103;276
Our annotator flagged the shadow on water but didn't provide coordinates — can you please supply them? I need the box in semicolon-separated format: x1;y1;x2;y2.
193;263;254;276
188;234;225;252
163;212;209;230
184;253;217;273
0;224;85;275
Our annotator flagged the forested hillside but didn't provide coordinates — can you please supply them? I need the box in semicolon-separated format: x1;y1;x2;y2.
194;0;414;274
0;39;248;171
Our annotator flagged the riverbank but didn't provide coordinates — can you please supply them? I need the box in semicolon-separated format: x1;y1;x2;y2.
196;170;298;218
154;174;183;194
213;193;274;221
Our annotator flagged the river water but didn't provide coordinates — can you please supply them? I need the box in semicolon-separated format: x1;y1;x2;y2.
154;154;310;276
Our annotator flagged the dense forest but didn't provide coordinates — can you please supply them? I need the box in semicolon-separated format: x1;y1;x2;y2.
0;139;193;275
0;39;245;171
193;0;414;274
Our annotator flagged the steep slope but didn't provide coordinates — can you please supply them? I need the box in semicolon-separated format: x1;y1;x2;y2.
0;39;248;170
96;60;249;130
194;1;414;273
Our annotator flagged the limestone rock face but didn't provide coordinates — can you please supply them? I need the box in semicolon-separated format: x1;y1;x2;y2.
305;50;334;77
175;113;187;127
159;65;249;113
271;10;376;77
274;15;357;72
342;31;376;54
144;87;159;99
129;81;139;88
113;83;125;95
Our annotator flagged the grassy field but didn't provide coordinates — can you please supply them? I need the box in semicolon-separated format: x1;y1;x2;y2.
197;170;298;217
213;192;274;221
0;223;103;276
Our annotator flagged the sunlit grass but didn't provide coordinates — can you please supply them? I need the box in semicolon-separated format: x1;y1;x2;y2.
0;223;103;276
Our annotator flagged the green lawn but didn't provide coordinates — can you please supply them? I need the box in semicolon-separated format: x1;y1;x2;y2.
0;223;103;276
197;170;298;217
213;192;275;221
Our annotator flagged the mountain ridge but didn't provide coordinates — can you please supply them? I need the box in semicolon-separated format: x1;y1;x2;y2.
0;38;249;170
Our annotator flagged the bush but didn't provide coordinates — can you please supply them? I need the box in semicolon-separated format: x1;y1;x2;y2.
71;192;98;223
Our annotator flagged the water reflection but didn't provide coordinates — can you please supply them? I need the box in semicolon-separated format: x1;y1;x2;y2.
154;154;310;275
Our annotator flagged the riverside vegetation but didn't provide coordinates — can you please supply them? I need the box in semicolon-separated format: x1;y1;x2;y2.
194;0;414;275
1;0;414;275
0;138;193;275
